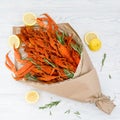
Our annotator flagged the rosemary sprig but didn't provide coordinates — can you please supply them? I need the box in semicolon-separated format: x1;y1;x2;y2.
39;101;61;109
101;53;106;71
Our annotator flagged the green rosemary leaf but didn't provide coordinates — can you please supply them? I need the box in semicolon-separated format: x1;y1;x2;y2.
71;43;83;55
24;73;38;81
109;74;112;79
64;69;74;78
36;65;41;70
61;32;65;43
44;58;56;68
101;53;106;71
49;111;52;116
23;57;37;65
56;31;65;45
74;111;81;119
74;111;80;115
24;73;31;78
64;109;71;114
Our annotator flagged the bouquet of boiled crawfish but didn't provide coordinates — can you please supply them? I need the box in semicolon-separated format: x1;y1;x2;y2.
5;14;82;84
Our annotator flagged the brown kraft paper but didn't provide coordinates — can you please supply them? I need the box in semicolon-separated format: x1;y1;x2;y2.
13;23;115;114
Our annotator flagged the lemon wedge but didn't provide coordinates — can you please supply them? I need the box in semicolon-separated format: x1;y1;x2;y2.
8;35;20;48
23;12;36;26
84;32;98;45
25;90;39;104
88;38;102;51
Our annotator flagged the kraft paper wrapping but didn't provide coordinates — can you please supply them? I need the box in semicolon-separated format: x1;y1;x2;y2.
13;23;115;114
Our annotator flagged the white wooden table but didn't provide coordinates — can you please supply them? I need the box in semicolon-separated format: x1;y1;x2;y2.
0;0;120;119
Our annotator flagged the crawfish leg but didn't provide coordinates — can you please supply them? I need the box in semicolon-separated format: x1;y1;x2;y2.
15;61;33;76
5;52;16;72
14;65;35;80
14;47;28;64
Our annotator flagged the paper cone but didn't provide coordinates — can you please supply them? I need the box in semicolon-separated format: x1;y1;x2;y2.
13;23;115;114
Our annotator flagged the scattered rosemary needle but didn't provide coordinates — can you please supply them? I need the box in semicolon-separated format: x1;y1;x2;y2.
109;74;112;79
49;111;52;116
100;53;106;71
74;111;81;118
39;101;61;109
64;109;71;114
74;111;80;115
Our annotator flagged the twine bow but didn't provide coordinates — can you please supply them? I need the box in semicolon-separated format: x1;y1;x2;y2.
90;94;115;114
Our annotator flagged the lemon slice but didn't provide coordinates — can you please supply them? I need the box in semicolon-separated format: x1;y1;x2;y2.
88;38;102;51
8;35;20;48
84;32;98;45
25;90;39;104
23;12;36;26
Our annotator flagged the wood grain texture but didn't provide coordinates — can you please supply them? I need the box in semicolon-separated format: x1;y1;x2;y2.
0;0;120;119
